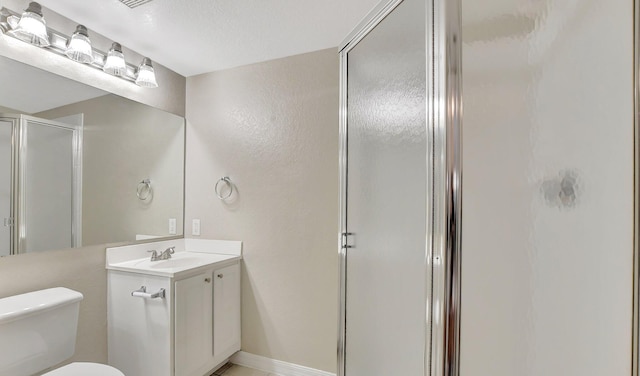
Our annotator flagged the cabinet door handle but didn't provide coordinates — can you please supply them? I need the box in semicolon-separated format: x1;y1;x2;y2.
131;286;165;299
217;274;223;279
204;278;211;283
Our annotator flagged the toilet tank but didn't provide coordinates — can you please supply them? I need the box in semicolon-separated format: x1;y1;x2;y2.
0;287;83;376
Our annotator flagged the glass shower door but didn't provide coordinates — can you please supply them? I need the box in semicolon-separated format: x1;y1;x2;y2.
460;1;634;375
23;119;75;252
0;119;13;256
0;115;80;255
342;0;428;374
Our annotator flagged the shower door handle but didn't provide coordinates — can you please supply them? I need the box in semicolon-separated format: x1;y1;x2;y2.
341;232;355;249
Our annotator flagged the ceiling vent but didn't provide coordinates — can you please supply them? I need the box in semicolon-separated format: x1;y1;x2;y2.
118;0;154;9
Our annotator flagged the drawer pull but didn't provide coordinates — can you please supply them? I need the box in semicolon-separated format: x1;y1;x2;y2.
217;274;223;279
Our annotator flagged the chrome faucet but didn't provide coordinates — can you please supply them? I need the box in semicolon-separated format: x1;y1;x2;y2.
159;246;175;260
148;247;175;261
148;250;160;261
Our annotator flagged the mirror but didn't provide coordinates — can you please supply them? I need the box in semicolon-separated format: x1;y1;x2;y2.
0;55;184;256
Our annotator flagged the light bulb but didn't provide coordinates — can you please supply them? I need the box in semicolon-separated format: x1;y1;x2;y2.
65;25;93;64
135;58;158;88
8;2;49;47
103;42;126;76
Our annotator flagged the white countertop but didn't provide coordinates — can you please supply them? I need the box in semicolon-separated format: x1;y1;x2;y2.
106;239;243;278
107;251;241;278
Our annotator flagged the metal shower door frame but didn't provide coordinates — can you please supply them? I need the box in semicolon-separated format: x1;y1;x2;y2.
337;0;462;375
633;0;640;374
0;114;83;254
0;115;21;256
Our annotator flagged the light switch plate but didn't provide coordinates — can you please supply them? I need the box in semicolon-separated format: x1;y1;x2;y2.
192;219;201;236
168;218;177;235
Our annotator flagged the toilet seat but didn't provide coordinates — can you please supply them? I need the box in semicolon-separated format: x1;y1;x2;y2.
43;362;124;376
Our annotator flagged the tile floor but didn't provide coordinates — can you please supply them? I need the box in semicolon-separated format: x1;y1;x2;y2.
212;363;279;376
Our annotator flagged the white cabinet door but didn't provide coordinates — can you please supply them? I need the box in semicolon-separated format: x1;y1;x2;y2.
108;271;172;376
213;263;241;359
175;272;213;376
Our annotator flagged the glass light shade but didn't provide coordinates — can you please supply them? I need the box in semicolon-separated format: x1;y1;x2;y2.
135;58;158;88
103;42;126;76
8;2;49;47
65;25;93;64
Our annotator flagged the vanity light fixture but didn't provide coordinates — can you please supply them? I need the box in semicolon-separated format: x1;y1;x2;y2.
103;42;126;76
6;2;49;47
0;1;159;88
65;25;93;64
135;57;158;88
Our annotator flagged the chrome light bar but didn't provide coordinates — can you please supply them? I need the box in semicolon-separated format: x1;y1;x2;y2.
0;5;157;88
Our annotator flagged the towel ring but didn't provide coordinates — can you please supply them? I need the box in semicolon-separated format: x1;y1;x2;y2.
137;179;152;200
215;177;233;200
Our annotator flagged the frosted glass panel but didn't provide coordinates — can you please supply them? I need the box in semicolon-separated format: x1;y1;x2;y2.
345;0;426;374
460;1;633;375
0;120;11;256
25;121;74;252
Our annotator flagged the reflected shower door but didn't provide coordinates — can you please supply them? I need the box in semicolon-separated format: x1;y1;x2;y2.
0;119;13;256
343;0;427;374
24;120;75;252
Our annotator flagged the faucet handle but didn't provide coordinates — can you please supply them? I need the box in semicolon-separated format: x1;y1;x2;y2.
155;246;175;260
147;250;159;261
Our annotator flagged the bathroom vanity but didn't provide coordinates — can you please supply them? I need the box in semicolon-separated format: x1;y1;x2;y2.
106;239;241;376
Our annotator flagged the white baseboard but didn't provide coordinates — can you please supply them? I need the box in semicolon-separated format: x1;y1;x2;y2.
230;351;336;376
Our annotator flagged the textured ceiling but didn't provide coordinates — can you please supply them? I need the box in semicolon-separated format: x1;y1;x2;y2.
36;0;380;77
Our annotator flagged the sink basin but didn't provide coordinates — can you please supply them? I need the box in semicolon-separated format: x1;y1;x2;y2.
136;255;202;269
107;250;240;278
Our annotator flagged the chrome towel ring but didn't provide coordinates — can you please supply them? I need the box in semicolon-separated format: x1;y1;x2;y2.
137;179;152;200
215;177;233;200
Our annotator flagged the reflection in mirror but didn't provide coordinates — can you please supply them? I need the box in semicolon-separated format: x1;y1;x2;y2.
0;55;184;256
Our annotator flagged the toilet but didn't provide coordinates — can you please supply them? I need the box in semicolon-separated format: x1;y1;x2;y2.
0;287;124;376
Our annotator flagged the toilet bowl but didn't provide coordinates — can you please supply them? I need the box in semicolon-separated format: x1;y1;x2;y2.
43;362;124;376
0;288;125;376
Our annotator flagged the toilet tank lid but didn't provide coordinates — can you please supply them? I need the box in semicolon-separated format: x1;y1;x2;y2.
0;287;83;324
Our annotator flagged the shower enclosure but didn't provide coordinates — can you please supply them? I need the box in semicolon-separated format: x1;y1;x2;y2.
340;0;636;375
0;114;81;256
338;0;461;374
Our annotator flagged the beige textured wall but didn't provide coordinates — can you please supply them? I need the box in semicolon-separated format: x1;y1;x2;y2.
0;0;186;116
0;105;20;113
36;94;185;246
185;48;339;373
0;244;111;366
